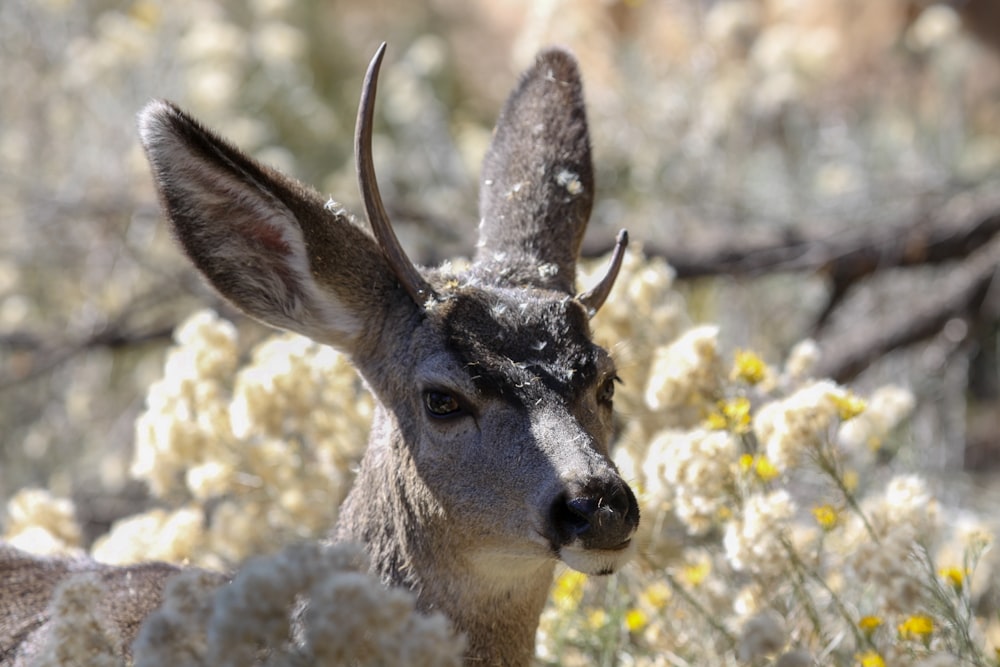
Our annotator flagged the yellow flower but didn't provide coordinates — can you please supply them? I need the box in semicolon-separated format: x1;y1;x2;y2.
552;570;586;609
587;609;608;630
858;615;882;632
858;615;882;640
732;350;768;385
705;397;752;433
811;504;839;531
939;565;966;592
641;582;672;609
754;455;780;482
681;559;711;587
857;650;885;667
831;391;867;421
625;608;648;633
898;614;934;642
705;411;728;431
738;453;780;482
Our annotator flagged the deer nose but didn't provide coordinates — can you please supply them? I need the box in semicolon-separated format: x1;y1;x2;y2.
551;477;639;550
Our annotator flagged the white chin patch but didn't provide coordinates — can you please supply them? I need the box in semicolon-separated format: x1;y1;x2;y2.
559;540;637;576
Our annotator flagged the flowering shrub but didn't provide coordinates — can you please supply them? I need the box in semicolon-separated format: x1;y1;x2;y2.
97;311;373;570
537;277;998;666
132;542;465;667
7;250;997;665
3;0;1000;662
23;542;464;667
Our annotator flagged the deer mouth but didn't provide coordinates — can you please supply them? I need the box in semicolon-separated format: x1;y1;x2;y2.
557;538;638;576
545;478;640;576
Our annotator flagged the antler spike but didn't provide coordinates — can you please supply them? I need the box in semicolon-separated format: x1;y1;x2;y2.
577;229;628;316
356;43;436;306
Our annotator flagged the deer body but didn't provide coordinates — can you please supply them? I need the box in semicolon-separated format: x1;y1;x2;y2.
1;46;638;666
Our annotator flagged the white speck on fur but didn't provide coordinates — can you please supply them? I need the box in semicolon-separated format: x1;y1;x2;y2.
537;263;559;279
556;169;583;196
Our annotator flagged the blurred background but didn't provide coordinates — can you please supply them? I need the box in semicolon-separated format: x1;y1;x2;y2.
1;0;999;537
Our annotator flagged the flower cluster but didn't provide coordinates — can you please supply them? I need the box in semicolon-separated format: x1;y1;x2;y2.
723;489;796;581
95;310;372;569
840;475;942;612
33;574;122;667
753;380;848;472
538;313;998;666
2;488;81;556
644;325;723;426
645;429;736;535
133;542;465;666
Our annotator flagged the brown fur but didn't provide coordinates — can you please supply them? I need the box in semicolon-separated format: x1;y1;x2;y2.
0;545;218;665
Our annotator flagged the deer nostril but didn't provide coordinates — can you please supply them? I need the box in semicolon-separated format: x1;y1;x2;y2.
566;496;599;520
550;477;639;549
566;495;619;529
552;494;591;539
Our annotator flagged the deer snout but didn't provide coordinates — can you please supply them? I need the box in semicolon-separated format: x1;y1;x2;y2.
550;476;639;551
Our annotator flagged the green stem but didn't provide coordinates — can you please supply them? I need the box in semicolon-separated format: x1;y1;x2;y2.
780;538;830;647
783;536;868;650
663;571;738;649
813;442;880;544
913;545;991;667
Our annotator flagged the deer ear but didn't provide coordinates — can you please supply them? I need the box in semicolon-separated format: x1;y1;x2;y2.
475;48;594;294
139;100;399;350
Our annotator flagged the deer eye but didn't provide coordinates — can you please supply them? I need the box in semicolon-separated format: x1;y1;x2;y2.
597;376;620;405
424;390;463;418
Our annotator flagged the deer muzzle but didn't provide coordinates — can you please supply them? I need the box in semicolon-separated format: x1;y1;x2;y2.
549;474;639;573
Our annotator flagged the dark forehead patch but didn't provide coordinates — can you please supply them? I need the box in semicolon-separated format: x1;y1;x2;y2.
439;286;604;402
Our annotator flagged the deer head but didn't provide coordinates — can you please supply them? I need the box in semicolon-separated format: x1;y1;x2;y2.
139;44;638;665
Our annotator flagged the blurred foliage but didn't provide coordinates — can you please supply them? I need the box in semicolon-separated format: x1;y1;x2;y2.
1;0;999;526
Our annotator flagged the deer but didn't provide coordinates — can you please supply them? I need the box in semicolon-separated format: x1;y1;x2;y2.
0;44;639;666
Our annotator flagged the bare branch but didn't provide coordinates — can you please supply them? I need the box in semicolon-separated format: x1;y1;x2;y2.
584;194;1000;281
815;237;1000;382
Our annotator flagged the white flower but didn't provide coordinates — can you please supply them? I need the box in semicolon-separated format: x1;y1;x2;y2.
783;339;820;380
645;325;722;418
838;385;914;452
92;507;205;566
133;543;465;666
754;380;847;471
34;574;122;667
125;312;371;566
724;490;796;580
843;475;941;611
645;429;737;534
3;489;81;555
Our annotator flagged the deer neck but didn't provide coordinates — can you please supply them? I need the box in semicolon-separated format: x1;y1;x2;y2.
332;405;556;666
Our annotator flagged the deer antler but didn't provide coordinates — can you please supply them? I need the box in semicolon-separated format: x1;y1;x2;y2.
356;43;437;306
577;229;628;315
